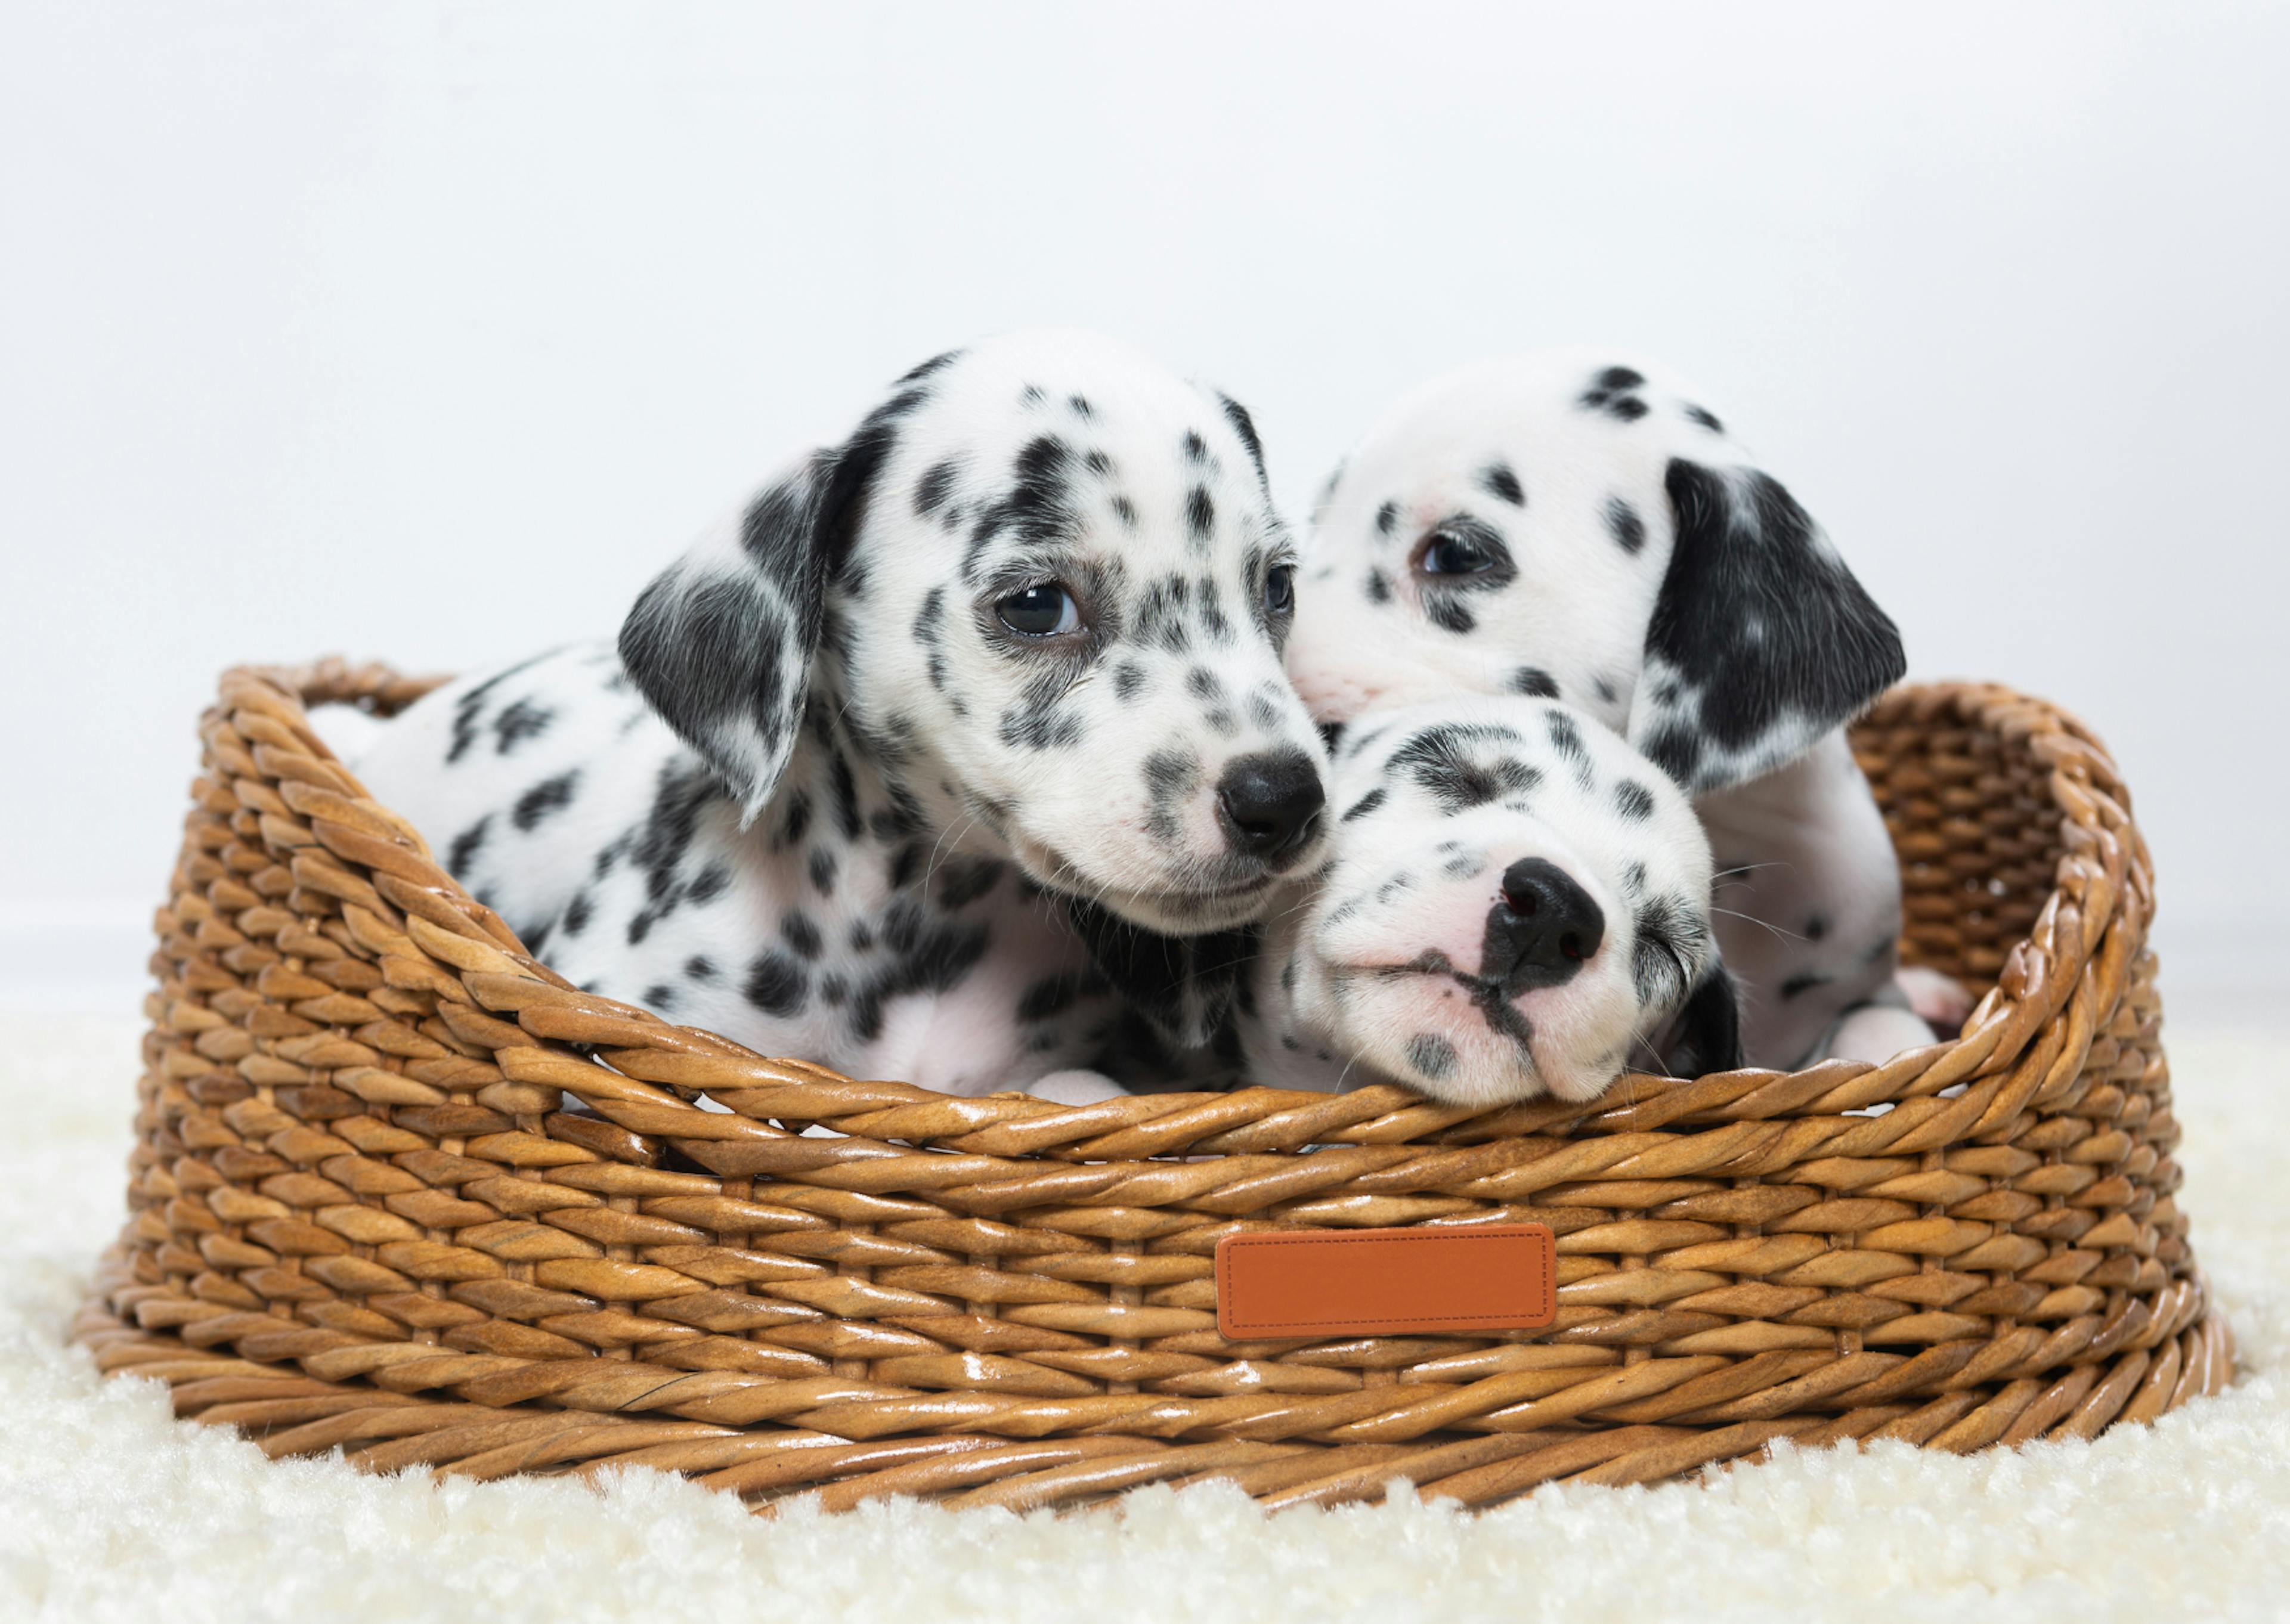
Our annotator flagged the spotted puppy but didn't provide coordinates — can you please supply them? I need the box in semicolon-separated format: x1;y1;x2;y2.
348;330;1330;1096
1295;352;1942;1071
1239;695;1738;1105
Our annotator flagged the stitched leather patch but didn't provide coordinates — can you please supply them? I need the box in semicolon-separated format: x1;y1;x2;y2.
1214;1225;1557;1340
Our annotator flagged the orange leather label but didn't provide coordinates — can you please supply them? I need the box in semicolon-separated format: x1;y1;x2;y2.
1214;1225;1557;1340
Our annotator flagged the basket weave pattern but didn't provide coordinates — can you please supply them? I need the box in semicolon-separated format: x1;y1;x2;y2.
70;666;2230;1512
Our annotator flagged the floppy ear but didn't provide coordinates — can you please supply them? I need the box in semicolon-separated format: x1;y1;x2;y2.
618;432;889;823
1627;460;1905;795
1658;960;1743;1078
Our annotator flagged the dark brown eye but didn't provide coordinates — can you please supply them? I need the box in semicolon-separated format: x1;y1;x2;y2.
996;583;1081;637
1264;564;1295;616
1419;528;1498;575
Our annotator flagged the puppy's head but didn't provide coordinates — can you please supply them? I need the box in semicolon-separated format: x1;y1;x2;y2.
1274;696;1734;1105
620;331;1328;934
1291;352;1904;795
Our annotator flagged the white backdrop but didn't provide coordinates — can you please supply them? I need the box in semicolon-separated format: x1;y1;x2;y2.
4;1;2285;1009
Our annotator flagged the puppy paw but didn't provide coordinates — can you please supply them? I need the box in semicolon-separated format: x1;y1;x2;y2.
1895;965;1974;1035
1824;1004;1941;1066
1024;1069;1129;1105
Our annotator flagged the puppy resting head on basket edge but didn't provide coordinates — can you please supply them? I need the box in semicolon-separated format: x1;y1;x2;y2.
1292;351;1963;1071
1239;694;1740;1107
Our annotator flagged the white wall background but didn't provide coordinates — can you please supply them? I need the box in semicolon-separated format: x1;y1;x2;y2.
4;1;2285;1010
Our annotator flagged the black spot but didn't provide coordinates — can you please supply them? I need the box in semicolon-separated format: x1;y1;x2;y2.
809;847;838;897
447;816;491;877
828;752;861;841
643;983;677;1013
1480;463;1524;506
1113;661;1147;702
1018;971;1087;1024
1406;1034;1457;1082
744;952;809;1017
1181;429;1211;465
1614;779;1657;822
1508;667;1561;699
445;648;559;765
1605;497;1647;556
1186;485;1215;547
889;842;923;891
512;770;581;832
777;791;812;851
1186;667;1224;703
1684;404;1725;433
562;891;593;938
1390;723;1540;813
899;349;963;385
782;910;824;960
1805;913;1830;941
1579;366;1651;422
1425;595;1475;634
1366;569;1392;604
685;955;716;981
1341;786;1389;823
1373;501;1398;538
1111;494;1138;528
1217;394;1268;489
914;460;957;518
492;698;554;755
937;856;1005;910
819;974;848;1006
1019;383;1045;407
1781;971;1833;1001
688;864;732;906
1068;393;1094;420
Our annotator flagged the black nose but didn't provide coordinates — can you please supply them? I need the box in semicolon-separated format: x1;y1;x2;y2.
1481;857;1605;991
1215;750;1325;866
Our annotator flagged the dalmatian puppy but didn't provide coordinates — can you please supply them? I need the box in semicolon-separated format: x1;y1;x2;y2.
1242;695;1740;1105
1293;352;1948;1072
345;331;1330;1096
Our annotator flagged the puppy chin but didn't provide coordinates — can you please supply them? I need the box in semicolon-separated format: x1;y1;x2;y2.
1008;831;1273;934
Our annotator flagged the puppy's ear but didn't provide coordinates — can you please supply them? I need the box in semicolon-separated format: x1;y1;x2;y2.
618;428;890;822
1627;460;1905;795
1659;960;1744;1078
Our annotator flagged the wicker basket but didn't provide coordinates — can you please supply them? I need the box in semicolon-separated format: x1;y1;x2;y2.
70;664;2230;1513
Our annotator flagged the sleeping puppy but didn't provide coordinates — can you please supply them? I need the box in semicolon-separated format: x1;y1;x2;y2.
1293;352;1942;1071
347;330;1330;1096
1240;696;1738;1104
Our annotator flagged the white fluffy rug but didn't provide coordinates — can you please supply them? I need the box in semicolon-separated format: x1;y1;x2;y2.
2;1014;2285;1623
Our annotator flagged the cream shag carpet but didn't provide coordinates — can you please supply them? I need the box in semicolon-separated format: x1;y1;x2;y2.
1;1014;2283;1623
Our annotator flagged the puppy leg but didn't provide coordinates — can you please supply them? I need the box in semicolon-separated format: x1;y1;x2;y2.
1823;999;1939;1066
1025;1069;1130;1104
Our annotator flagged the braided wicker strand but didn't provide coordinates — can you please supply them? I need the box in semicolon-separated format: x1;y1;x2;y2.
68;666;2230;1513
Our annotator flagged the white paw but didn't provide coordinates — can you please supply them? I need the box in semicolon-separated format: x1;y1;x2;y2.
1895;965;1974;1030
1824;1005;1941;1066
1024;1069;1128;1105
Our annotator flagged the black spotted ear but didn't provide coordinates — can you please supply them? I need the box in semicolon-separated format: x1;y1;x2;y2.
1659;960;1743;1077
618;448;841;822
1627;460;1905;794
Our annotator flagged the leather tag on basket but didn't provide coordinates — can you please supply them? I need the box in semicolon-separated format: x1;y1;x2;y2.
1215;1224;1556;1340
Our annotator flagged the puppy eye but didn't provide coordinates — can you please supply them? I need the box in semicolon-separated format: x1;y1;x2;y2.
1417;528;1497;576
995;582;1082;638
1264;565;1295;617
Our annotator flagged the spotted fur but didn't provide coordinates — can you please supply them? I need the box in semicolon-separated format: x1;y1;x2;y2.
348;331;1330;1095
1293;350;1931;1070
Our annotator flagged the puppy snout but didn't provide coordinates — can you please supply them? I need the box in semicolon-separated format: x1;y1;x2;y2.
1482;857;1605;991
1215;750;1325;866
